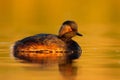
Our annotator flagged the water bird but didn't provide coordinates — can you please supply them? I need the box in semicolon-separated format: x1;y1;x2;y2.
12;20;83;63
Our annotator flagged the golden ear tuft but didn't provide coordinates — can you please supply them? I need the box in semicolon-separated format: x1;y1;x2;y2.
59;25;72;37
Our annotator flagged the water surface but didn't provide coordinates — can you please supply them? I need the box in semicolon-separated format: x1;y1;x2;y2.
0;35;120;80
0;0;120;80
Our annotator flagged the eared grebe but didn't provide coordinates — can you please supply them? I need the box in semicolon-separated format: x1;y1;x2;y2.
12;20;82;63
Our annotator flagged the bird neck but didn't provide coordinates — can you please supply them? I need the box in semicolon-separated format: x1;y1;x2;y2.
58;33;74;42
60;36;71;42
58;31;76;41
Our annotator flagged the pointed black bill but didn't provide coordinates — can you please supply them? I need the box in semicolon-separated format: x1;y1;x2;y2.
76;32;83;36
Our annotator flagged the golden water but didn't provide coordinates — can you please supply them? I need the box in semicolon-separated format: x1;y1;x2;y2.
0;35;120;80
0;0;120;80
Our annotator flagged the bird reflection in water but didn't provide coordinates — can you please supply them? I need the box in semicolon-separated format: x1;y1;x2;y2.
13;50;79;80
59;61;78;80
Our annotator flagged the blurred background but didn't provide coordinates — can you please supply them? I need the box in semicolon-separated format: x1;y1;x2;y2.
0;0;120;80
0;0;120;42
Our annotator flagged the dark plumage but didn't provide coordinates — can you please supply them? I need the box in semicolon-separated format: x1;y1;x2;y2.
12;20;82;63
